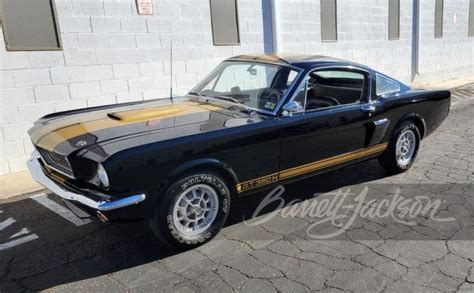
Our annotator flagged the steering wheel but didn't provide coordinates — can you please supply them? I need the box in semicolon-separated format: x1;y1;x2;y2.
258;88;284;110
307;96;341;110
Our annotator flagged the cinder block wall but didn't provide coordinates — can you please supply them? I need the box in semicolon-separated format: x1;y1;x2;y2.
418;0;474;84
0;0;264;175
278;0;473;84
278;0;414;83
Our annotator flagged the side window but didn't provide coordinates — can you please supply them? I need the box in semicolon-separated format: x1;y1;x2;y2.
305;69;365;111
376;73;400;96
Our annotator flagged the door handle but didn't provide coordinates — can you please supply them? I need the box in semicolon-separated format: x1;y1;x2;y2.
361;104;376;113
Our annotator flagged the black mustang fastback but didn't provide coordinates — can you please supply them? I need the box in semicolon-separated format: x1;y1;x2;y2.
27;54;450;248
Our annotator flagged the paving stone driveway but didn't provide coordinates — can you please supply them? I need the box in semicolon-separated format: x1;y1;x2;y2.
1;91;473;292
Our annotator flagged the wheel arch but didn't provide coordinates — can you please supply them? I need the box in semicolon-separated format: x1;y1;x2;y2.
395;113;426;139
164;158;239;196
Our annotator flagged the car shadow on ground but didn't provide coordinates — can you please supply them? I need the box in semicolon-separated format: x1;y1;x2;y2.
0;159;387;291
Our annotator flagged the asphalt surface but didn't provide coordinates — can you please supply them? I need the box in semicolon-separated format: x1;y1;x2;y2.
1;84;473;292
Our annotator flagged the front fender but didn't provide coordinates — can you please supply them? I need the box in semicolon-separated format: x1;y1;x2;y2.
165;158;239;192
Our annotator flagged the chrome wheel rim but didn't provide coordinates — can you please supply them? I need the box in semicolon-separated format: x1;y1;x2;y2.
172;184;219;236
396;129;416;166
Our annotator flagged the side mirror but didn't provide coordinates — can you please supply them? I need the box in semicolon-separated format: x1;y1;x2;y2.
282;101;302;116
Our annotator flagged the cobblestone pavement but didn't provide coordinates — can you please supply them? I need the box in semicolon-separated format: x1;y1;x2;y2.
1;93;473;292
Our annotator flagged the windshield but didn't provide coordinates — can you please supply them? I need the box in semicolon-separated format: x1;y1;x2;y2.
191;61;300;113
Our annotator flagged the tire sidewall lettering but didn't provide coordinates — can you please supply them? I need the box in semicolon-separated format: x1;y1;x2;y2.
166;173;230;244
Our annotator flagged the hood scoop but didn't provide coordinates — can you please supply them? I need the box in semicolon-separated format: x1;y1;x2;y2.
107;113;122;120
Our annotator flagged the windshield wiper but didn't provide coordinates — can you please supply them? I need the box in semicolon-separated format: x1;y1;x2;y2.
214;95;245;105
189;92;256;114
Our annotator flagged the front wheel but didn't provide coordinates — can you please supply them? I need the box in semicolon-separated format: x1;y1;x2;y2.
148;172;231;249
378;121;420;174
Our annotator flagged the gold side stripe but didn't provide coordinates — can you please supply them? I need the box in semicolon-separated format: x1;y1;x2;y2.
236;143;388;193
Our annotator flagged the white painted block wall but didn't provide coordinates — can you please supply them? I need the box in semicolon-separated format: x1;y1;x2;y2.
278;0;473;84
0;0;265;174
418;0;474;84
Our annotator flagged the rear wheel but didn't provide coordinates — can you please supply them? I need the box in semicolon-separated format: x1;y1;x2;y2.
378;121;420;174
148;172;231;249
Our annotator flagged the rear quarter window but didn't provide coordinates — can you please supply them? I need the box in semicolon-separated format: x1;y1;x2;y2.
376;73;401;96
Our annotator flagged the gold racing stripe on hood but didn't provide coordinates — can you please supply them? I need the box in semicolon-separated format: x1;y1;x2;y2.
32;102;221;151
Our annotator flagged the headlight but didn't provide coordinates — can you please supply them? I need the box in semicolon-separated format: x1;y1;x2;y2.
90;163;109;188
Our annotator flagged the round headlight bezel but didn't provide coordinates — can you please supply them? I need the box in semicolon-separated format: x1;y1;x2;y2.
90;163;109;188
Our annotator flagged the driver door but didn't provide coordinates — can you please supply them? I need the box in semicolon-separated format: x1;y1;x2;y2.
279;67;379;182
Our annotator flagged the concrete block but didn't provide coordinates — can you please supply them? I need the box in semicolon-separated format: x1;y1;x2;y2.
1;71;14;89
175;73;197;86
91;17;122;33
116;93;143;103
55;1;73;16
96;49;150;64
154;75;173;88
61;34;78;49
163;61;186;74
87;95;117;107
108;33;137;48
72;1;104;16
139;62;164;76
100;79;129;95
64;50;97;66
183;34;205;47
50;67;85;84
59;16;92;33
121;18;147;32
69;81;101;99
180;4;199;19
123;49;151;63
143;89;168;100
28;52;65;68
0;107;21;125
23;138;35;157
147;19;172;32
128;77;156;92
0;161;9;175
136;33;162;48
34;84;70;102
83;65;114;81
12;69;50;87
77;33;109;49
0;141;25;161
0;88;35;107
113;63;140;79
54;99;88;112
8;157;28;173
2;122;30;141
185;59;206;73
96;49;123;64
19;103;55;122
104;2;132;17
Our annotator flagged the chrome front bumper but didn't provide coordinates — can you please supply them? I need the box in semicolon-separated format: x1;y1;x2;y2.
27;151;146;211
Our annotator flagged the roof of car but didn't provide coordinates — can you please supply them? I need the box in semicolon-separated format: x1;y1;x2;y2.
226;53;371;71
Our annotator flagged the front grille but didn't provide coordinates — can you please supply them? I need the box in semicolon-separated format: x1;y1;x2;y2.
37;147;74;178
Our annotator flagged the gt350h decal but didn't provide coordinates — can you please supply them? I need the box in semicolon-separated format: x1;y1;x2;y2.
236;143;388;193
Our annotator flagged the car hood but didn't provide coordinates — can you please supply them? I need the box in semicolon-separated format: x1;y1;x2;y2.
29;97;267;157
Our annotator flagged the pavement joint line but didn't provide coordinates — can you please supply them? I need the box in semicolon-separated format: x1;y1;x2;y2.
30;193;92;227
